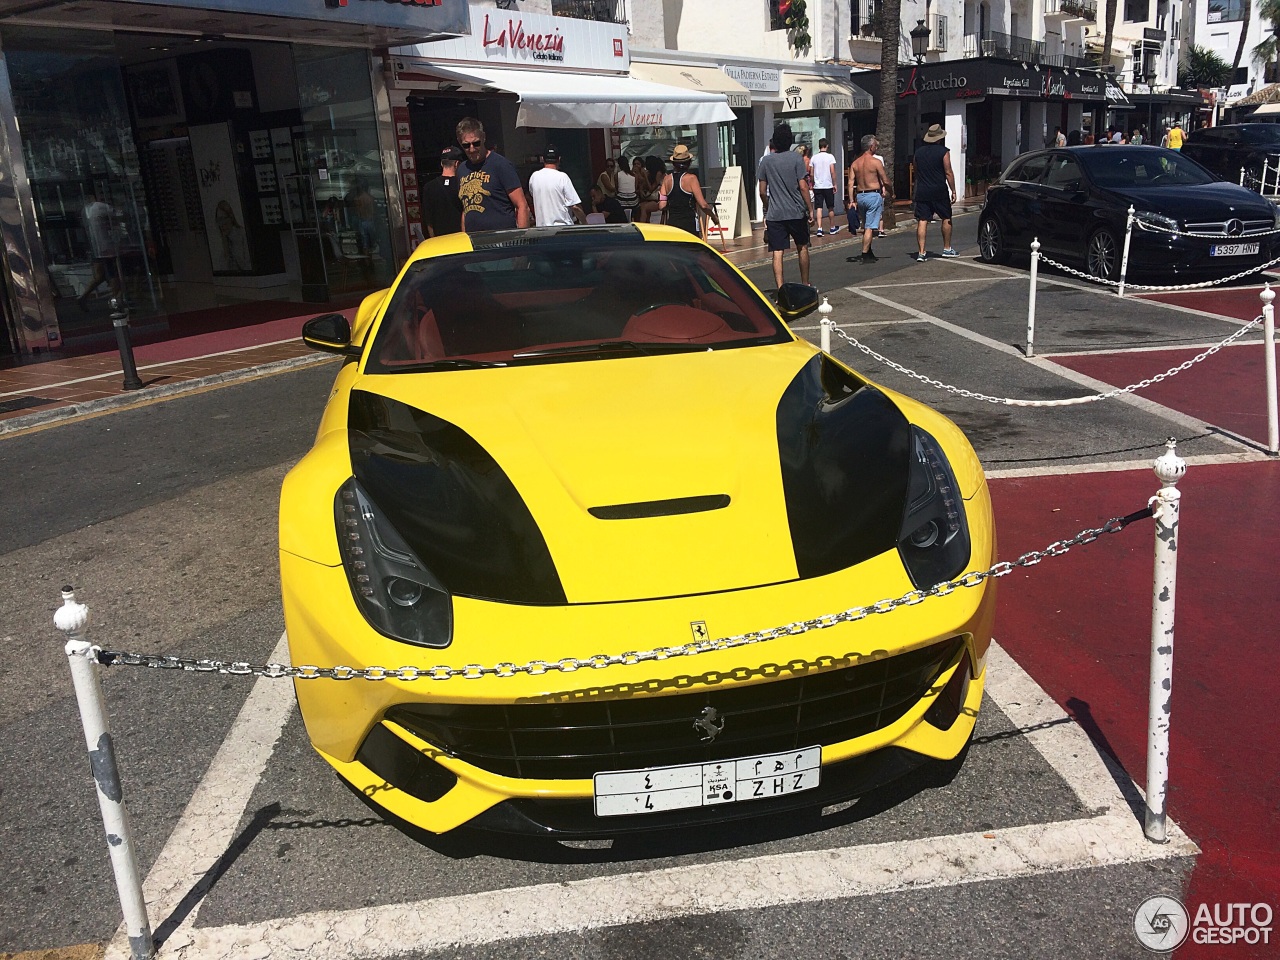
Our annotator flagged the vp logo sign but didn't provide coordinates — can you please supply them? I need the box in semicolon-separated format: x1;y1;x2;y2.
783;84;804;111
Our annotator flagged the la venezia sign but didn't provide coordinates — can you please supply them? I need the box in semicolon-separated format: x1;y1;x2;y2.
482;13;565;62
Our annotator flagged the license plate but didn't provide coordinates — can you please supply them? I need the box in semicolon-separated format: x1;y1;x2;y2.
1210;243;1259;256
593;745;822;817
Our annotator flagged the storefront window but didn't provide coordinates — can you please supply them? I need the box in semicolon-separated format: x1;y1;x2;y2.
294;45;394;294
6;27;162;341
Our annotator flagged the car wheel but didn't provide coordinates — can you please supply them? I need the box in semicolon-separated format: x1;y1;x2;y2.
1085;228;1120;280
978;216;1009;264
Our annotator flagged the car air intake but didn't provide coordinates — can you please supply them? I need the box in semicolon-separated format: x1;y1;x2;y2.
384;637;965;780
588;495;731;520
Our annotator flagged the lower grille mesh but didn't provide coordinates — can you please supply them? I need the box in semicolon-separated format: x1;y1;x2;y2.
385;637;964;780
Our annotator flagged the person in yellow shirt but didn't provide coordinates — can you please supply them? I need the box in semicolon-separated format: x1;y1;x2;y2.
1164;121;1184;151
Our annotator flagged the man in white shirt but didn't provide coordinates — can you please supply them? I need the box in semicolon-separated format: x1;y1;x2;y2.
527;145;583;226
809;138;840;236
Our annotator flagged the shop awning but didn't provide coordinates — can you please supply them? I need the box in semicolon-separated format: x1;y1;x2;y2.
777;73;873;113
1106;81;1130;104
412;63;736;128
630;62;753;110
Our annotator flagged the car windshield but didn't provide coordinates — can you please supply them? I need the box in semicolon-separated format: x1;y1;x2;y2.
366;234;790;372
1244;125;1280;145
1078;148;1217;188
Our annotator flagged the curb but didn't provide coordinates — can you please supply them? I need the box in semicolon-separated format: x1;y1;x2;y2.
0;352;338;437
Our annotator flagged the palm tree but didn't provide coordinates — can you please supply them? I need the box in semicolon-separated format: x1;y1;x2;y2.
1232;0;1255;80
1179;44;1232;88
1101;0;1118;79
876;0;901;200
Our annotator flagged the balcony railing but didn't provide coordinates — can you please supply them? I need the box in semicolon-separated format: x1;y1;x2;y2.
1045;0;1098;19
551;0;627;24
1042;51;1093;69
962;30;1047;63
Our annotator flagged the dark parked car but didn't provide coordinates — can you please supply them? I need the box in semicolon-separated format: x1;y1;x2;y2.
1181;122;1280;184
977;145;1280;280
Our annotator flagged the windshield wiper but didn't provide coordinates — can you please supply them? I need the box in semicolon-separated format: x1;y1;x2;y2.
392;358;507;371
512;340;709;359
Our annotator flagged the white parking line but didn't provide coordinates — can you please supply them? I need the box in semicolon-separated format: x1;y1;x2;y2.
106;638;1196;960
838;286;1260;456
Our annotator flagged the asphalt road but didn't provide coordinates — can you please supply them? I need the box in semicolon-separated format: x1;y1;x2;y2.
5;212;1267;959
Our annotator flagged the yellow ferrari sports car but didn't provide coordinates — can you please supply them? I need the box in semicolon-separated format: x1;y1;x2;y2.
281;223;996;837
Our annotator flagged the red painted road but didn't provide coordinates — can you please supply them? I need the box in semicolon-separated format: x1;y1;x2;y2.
1140;285;1273;324
991;461;1280;958
1052;342;1278;447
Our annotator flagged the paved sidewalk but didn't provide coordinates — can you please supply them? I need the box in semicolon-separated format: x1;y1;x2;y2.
0;223;879;435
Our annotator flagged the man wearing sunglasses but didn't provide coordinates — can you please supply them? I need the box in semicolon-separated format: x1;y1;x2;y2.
456;117;530;233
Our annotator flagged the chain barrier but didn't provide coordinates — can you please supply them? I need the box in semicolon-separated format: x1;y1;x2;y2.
1036;249;1280;292
1132;219;1280;239
831;317;1263;407
91;508;1153;682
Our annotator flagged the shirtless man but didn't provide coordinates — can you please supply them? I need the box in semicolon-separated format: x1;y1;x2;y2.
847;134;889;263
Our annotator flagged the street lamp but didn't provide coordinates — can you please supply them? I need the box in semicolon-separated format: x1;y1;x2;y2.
911;19;930;63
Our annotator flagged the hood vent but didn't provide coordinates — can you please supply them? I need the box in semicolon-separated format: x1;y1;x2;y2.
589;494;731;520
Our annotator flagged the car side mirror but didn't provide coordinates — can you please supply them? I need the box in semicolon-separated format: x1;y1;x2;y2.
302;313;361;356
775;282;820;321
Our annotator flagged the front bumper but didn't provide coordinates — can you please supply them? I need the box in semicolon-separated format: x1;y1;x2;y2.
1127;230;1280;277
282;482;997;834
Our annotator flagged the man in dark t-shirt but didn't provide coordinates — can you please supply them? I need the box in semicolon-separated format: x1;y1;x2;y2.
422;145;464;239
913;124;958;261
589;185;627;223
455;117;530;233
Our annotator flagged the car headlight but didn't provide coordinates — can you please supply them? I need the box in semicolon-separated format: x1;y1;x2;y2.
335;478;453;648
1133;211;1178;232
897;428;971;589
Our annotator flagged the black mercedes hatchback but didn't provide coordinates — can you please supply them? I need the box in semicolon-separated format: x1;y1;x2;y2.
977;145;1280;280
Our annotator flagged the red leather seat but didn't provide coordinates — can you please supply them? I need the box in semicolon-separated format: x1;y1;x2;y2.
621;304;734;343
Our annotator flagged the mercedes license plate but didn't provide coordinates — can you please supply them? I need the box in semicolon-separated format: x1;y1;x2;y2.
593;745;821;817
1210;242;1259;256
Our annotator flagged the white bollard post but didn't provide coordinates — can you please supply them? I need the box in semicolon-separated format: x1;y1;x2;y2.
1240;165;1247;187
1027;238;1040;358
1118;205;1135;299
55;587;155;960
1144;441;1186;844
1261;284;1279;455
818;296;833;354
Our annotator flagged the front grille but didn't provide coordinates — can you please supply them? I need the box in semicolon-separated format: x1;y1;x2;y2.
385;637;964;780
1182;218;1274;236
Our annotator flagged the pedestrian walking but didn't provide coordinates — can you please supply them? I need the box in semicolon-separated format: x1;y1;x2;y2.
527;145;584;226
422;145;464;239
757;123;814;288
456;117;530;232
847;134;888;263
810;138;841;236
659;144;718;238
614;158;639;221
912;124;958;262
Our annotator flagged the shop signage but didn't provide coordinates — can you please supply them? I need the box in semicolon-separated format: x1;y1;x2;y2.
395;5;628;71
482;13;565;62
896;60;1106;102
722;64;781;94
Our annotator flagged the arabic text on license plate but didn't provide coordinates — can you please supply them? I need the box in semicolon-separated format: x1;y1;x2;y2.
1211;243;1259;256
593;745;822;817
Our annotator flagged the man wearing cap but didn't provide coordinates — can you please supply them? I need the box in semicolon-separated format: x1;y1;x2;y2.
527;145;584;226
456;116;530;232
757;122;815;289
423;145;464;239
913;123;958;261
